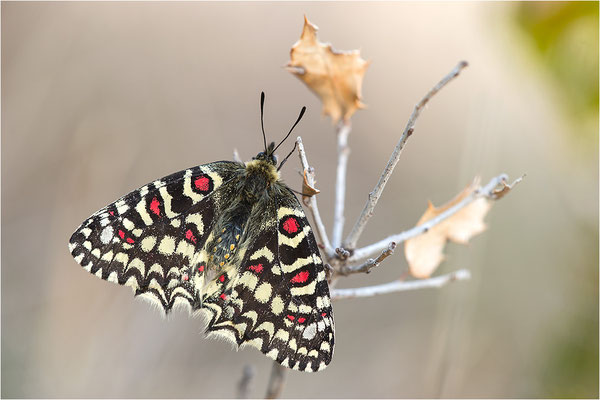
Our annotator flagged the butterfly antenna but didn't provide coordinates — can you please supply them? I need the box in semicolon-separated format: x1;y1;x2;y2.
272;106;306;154
260;92;267;153
277;141;298;171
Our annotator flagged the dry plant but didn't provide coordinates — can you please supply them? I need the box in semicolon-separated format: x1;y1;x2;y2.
234;17;523;399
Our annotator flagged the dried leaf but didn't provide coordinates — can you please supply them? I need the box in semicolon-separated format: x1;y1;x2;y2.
302;169;321;198
286;16;369;123
405;179;492;278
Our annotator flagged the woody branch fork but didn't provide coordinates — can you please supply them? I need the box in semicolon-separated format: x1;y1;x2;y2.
299;61;477;283
262;61;522;397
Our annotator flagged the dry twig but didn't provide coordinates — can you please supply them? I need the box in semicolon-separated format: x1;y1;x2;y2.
236;364;256;399
332;121;351;248
233;148;243;163
343;61;469;250
296;136;334;258
348;174;519;262
330;268;471;300
265;362;288;399
337;242;396;276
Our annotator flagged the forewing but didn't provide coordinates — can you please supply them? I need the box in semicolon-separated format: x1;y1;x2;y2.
68;161;243;313
199;187;334;372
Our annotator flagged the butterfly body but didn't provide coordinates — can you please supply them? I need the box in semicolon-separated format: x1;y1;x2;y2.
69;143;334;372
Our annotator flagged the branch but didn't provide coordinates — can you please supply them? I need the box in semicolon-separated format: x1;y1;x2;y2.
236;364;255;399
296;136;334;258
332;121;351;248
330;268;471;300
233;148;243;163
343;61;469;250
490;173;525;200
349;173;516;262
337;242;396;276
265;361;288;399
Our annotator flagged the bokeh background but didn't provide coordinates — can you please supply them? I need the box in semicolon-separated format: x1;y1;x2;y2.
2;2;598;398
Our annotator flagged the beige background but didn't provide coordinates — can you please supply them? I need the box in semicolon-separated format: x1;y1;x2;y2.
2;2;598;398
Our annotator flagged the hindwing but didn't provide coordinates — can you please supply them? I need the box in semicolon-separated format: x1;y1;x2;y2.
198;187;334;372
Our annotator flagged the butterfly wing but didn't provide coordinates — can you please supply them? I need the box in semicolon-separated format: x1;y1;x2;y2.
69;162;334;372
68;161;243;313
198;186;334;372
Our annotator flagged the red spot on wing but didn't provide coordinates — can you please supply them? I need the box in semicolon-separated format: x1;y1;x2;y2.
297;317;306;323
149;197;161;216
194;176;209;191
220;293;227;300
248;264;263;273
109;211;115;216
282;217;299;234
198;265;205;272
321;312;327;317
291;270;309;283
126;237;135;244
182;274;189;281
219;274;225;283
287;315;295;321
185;229;197;243
118;230;125;239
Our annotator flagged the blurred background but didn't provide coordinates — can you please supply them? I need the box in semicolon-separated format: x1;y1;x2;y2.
2;2;598;398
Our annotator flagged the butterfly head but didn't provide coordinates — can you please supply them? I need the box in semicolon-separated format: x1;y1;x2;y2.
253;142;278;166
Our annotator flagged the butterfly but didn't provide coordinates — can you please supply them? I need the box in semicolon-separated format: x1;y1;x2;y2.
68;93;334;372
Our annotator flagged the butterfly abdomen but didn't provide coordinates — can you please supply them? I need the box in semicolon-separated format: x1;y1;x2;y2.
206;203;249;268
206;159;281;269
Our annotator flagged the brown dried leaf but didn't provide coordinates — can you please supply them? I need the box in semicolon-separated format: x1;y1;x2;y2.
405;179;492;279
302;169;321;198
286;16;369;123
